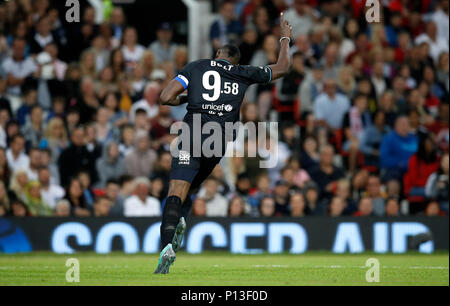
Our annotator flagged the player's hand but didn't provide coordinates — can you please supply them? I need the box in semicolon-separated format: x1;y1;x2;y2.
279;12;292;39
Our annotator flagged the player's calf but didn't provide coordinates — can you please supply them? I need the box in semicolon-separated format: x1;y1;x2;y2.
160;196;183;249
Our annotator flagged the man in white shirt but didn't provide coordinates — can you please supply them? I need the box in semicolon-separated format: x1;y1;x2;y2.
26;148;42;181
197;177;228;217
2;39;37;96
124;177;161;217
432;0;449;43
6;134;29;172
39;167;65;209
283;0;318;40
129;82;160;122
415;21;449;63
314;78;350;131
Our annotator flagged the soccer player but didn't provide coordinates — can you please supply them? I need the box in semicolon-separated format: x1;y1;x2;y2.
154;14;292;274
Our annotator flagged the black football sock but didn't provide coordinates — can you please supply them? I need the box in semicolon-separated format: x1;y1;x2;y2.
160;196;182;249
181;194;193;221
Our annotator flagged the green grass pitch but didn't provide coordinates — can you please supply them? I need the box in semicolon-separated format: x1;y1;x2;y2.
0;252;448;286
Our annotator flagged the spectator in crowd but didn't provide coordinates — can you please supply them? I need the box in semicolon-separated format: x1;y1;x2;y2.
129;82;160;123
40;148;60;185
283;0;317;40
314;78;351;131
26;148;42;181
38;166;64;210
385;197;400;217
353;197;374;217
303;181;324;215
64;178;92;217
39;117;68;164
124;177;161;217
364;175;386;217
77;170;95;207
11;199;29;217
121;27;145;69
124;131;157;178
54;199;71;217
149;23;177;66
380;116;418;181
425;153;449;213
310;145;345;200
298;63;325;116
329;196;345;217
336;178;357;216
210;0;242;53
93;196;112;217
289;192;306;217
9;169;28;202
259;196;275;217
404;135;440;199
415;21;448;63
58;127;95;187
21;105;45;148
273;179;290;216
105;179;124;216
30;16;56;55
299;136;319;172
198;177;228;217
6;134;29;172
191;197;207;217
2;38;37;96
425;200;446;216
359;110;390;167
342;94;371;173
24;180;52;216
96;141;125;188
228;196;246;217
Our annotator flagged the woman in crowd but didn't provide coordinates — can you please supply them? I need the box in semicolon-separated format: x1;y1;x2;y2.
64;178;92;217
9;169;28;202
24;180;53;216
39;117;68;164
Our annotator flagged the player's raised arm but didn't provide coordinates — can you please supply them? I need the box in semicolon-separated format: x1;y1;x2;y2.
159;78;188;106
269;13;292;81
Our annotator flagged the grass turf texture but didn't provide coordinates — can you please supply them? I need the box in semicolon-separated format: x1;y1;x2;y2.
0;252;448;286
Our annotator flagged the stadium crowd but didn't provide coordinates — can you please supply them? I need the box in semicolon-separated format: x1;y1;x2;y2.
0;0;448;218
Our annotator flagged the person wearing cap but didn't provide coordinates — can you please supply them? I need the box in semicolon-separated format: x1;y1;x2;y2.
149;22;177;66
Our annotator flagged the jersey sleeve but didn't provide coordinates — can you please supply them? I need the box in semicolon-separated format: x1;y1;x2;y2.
239;65;273;85
175;61;197;90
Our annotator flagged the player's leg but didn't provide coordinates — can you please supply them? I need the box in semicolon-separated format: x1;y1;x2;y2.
155;179;191;274
169;158;223;254
160;179;191;248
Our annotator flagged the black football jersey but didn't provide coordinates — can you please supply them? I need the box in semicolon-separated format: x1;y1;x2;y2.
175;59;272;126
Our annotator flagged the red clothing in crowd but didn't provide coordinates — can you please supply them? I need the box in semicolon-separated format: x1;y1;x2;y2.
403;154;440;196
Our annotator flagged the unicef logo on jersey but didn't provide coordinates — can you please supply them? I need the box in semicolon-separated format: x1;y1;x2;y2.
202;103;233;115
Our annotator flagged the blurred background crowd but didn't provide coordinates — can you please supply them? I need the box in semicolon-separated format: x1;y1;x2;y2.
0;0;448;219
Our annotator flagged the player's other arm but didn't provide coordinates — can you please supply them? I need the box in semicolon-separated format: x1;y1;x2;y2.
159;78;188;106
268;13;292;81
